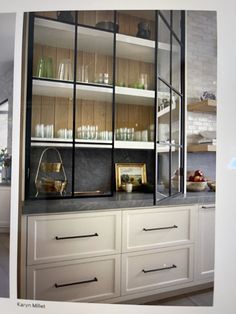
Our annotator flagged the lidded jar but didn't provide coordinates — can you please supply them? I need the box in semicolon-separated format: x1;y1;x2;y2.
136;22;151;39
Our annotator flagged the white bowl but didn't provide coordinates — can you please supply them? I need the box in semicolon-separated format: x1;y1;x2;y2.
187;181;207;192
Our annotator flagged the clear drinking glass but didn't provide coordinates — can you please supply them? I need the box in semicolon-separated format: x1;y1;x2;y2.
36;57;46;78
139;73;148;89
57;59;72;81
78;65;89;83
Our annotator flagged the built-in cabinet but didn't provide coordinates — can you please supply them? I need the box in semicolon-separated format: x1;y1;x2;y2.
195;204;215;281
22;203;215;303
25;10;185;202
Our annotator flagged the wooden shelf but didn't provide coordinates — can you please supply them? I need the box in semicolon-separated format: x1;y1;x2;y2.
188;99;216;113
187;144;216;152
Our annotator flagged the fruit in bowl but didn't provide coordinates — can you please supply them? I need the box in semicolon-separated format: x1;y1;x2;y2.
187;170;207;192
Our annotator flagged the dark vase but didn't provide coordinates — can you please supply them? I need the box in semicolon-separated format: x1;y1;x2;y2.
57;11;74;23
136;22;151;39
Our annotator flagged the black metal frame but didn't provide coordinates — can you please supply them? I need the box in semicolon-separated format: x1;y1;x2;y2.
155;10;185;203
25;10;185;202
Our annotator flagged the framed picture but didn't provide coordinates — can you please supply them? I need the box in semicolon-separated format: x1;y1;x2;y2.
115;163;147;191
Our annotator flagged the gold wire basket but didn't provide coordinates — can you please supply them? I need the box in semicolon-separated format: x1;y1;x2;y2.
34;147;67;197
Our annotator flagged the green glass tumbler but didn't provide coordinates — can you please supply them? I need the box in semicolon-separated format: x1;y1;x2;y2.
45;57;53;78
36;57;46;78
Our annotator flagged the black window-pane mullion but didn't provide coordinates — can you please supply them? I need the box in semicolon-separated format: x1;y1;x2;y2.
180;11;186;192
159;11;182;45
25;13;35;199
168;11;173;196
72;11;78;197
111;10;116;195
154;10;159;205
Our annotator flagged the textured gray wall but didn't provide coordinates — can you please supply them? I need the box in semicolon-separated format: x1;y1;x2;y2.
186;11;217;180
187;11;217;143
187;11;217;103
29;147;154;197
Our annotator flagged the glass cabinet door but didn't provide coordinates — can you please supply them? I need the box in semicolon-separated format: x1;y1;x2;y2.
26;14;76;199
74;11;115;196
25;10;185;201
156;11;184;201
114;10;155;199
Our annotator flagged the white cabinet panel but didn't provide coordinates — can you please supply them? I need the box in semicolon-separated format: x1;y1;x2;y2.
0;186;11;233
122;206;196;252
196;204;215;281
27;211;121;265
27;255;120;302
122;246;193;295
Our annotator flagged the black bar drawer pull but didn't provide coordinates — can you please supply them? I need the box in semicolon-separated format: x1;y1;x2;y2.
55;277;98;288
201;205;215;209
143;225;178;232
55;233;98;240
142;264;177;273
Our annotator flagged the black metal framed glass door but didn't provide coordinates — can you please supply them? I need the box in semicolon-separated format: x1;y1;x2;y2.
155;10;185;203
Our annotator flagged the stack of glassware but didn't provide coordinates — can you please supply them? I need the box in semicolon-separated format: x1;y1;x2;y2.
56;129;73;139
77;125;98;140
35;124;54;138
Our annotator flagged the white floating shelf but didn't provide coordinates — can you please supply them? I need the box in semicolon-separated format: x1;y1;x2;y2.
75;139;112;144
77;27;113;55
31;137;72;142
116;33;155;63
33;80;155;105
34;18;113;53
157;101;177;120
33;80;73;98
115;86;154;106
76;84;113;102
34;18;75;49
32;80;113;102
34;18;173;62
75;139;112;148
30;137;173;152
115;140;154;150
31;138;73;148
115;141;172;152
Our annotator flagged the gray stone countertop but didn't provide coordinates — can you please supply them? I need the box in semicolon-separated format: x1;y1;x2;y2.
0;181;11;187
22;191;215;215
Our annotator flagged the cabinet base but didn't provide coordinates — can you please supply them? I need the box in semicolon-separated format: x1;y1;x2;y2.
99;281;214;305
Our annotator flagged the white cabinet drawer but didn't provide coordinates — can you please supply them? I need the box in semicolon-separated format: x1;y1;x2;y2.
27;211;121;265
122;206;196;252
27;255;120;302
122;246;193;295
